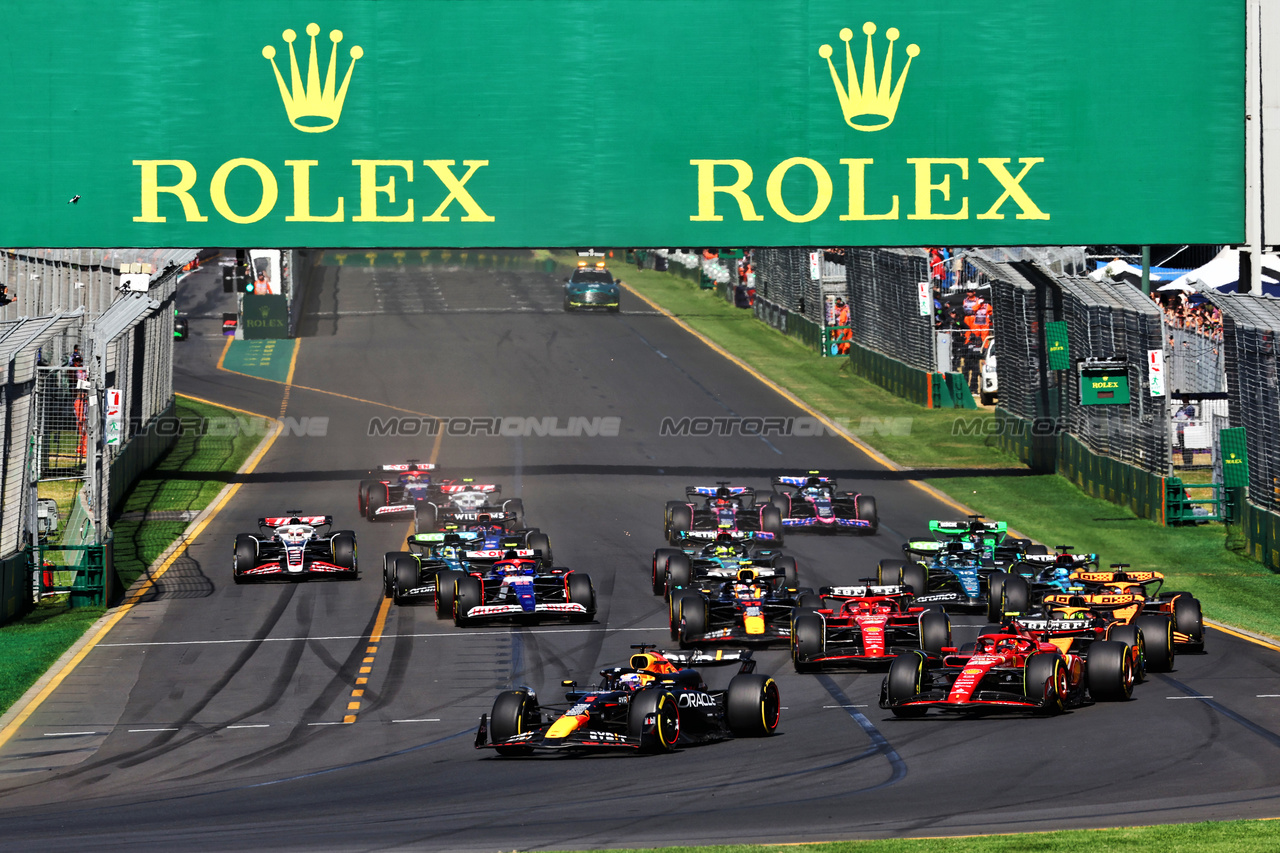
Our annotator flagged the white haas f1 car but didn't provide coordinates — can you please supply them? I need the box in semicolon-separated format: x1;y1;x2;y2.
233;514;357;583
416;482;524;534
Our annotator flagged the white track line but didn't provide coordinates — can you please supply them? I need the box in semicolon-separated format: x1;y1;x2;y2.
128;728;178;733
225;724;270;729
42;731;98;737
1167;695;1213;699
392;719;441;723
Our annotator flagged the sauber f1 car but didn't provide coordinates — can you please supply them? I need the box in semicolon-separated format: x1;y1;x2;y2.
651;531;790;597
668;566;822;647
663;484;784;544
382;529;554;603
233;514;357;583
879;622;1136;717
791;585;952;672
358;462;438;521
435;552;596;627
475;645;778;754
769;473;878;534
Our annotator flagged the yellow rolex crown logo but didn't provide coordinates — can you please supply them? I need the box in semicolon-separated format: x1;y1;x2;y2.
262;23;362;133
819;22;919;132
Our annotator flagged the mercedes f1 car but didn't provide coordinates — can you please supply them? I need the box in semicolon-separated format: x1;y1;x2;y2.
879;621;1136;717
769;473;878;534
233;514;357;583
435;551;596;626
791;584;952;671
668;566;821;647
663;484;784;544
651;531;792;597
383;529;554;603
475;645;778;754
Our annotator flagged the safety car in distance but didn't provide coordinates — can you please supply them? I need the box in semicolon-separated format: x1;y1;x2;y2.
233;514;357;583
790;584;952;672
879;622;1135;717
769;473;878;534
475;645;778;754
664;484;784;544
668;566;821;647
563;260;621;312
435;551;596;626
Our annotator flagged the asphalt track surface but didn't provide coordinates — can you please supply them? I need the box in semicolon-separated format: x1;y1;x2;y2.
1;257;1279;851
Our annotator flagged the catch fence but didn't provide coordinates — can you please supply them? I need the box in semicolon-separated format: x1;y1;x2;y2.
1221;295;1280;514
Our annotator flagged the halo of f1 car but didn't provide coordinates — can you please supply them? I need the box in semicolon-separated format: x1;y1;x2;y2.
475;645;779;754
232;514;358;583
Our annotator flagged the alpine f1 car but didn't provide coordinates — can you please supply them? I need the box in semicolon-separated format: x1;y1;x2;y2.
414;481;524;534
663;484;784;545
233;514;357;583
383;529;553;603
358;461;439;521
435;551;596;626
475;645;778;754
879;621;1135;717
652;531;792;597
668;566;822;647
769;473;878;534
791;584;952;672
563;260;621;312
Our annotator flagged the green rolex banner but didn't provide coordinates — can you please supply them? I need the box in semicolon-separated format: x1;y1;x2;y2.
0;1;1243;248
1045;321;1071;371
242;295;289;339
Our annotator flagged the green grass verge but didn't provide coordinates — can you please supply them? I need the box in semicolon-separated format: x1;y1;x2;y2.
0;396;271;715
546;820;1280;853
620;262;1280;642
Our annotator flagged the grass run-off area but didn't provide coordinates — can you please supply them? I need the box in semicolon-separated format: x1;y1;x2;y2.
0;396;271;714
619;262;1280;641
548;820;1280;853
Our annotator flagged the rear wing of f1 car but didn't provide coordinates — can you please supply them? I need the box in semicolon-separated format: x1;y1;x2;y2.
260;515;332;528
673;529;778;543
819;584;909;599
772;473;836;488
629;645;758;674
928;519;1008;540
686;485;755;499
379;462;436;473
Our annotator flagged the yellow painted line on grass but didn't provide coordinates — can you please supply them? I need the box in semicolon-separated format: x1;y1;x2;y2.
619;280;975;516
175;392;273;421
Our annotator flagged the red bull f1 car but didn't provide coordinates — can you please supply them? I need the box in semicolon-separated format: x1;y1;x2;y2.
475;645;778;754
791;584;952;672
232;514;357;583
663;483;784;544
435;551;596;627
769;473;878;534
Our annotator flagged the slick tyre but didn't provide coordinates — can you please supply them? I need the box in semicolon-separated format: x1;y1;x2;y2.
667;505;692;542
769;493;791;516
760;505;784;541
652;548;681;596
567;572;596;623
919;610;951;656
526;532;553;566
662;501;685;537
791;611;825;672
434;570;463;619
1107;624;1146;682
771;554;799;589
454;576;484;627
855;495;879;534
1000;575;1030;617
901;562;929;598
365;483;387;521
330;532;357;571
357;480;377;516
233;534;258;582
793;592;823;613
671;591;703;641
1136;613;1175;672
415;503;438;534
1025;652;1067;715
726;673;780;737
490;690;537;756
1173;595;1205;651
665;552;692;596
676;593;708;647
627;688;680;752
392;555;421;604
986;572;1008;622
504;498;525;529
1086;640;1135;701
876;558;907;586
886;653;928;717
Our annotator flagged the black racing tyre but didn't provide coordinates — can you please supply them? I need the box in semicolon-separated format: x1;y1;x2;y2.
769;493;791;516
665;552;693;594
526;532;553;566
652;548;681;596
854;495;879;533
331;532;357;570
357;480;377;515
434;570;464;619
676;593;708;646
726;673;781;736
567;572;596;622
1136;614;1175;672
791;611;825;672
794;592;823;612
876;558;908;586
1001;575;1030;617
886;653;928;717
392;555;421;604
986;572;1008;622
901;562;929;597
454;575;484;627
1107;624;1146;682
1173;595;1205;650
233;534;258;580
760;505;784;539
627;688;680;752
1024;543;1050;556
671;591;703;641
504;498;525;529
365;483;387;520
662;500;685;534
919;610;951;656
1025;652;1066;715
382;552;398;598
771;554;799;589
667;505;693;542
489;690;538;756
415;503;438;534
1086;640;1134;701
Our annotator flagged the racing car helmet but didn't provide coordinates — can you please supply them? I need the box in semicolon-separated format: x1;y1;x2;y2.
618;672;654;691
